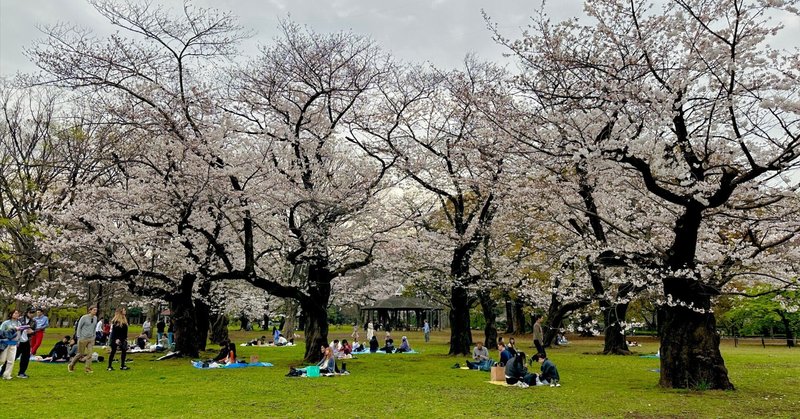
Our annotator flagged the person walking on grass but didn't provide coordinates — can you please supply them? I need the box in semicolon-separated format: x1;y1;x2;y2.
69;306;98;373
0;310;23;380
423;319;431;343
108;307;129;371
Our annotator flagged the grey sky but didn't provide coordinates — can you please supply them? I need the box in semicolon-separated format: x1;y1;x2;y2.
1;1;798;77
0;0;588;76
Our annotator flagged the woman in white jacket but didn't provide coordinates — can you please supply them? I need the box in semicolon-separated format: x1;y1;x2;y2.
0;310;23;380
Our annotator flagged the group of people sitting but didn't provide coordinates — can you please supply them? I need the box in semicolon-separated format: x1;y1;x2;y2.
461;336;561;388
355;332;412;354
244;334;293;347
504;351;560;388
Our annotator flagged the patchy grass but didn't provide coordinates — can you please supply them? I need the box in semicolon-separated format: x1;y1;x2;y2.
11;327;799;418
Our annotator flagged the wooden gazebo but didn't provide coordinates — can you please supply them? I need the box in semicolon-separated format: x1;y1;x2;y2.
360;296;443;331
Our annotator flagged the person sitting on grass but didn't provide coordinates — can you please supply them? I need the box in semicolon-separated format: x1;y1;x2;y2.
395;336;412;353
531;353;560;386
369;336;379;353
211;340;235;364
466;341;494;370
275;334;289;346
339;339;352;358
290;347;343;376
42;336;71;362
136;331;148;350
498;343;512;365
504;352;537;387
380;332;395;353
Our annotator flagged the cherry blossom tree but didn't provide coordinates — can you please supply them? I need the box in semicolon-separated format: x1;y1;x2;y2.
225;21;402;361
30;0;251;357
363;58;512;355
497;0;800;389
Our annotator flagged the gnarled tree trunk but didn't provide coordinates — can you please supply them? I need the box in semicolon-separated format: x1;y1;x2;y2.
659;278;733;390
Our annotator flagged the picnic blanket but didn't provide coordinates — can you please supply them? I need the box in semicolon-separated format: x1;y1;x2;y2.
191;360;273;369
352;349;418;355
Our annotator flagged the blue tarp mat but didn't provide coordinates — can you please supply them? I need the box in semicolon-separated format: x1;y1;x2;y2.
192;361;273;369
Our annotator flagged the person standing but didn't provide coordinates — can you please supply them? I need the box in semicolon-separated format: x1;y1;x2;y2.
16;308;36;378
167;318;174;345
68;306;98;373
423;319;431;343
366;321;374;341
142;317;151;339
95;316;104;344
533;315;546;357
0;310;23;380
30;308;49;355
156;317;166;343
107;307;129;371
351;322;359;341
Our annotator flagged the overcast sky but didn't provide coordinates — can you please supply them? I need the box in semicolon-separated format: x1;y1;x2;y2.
1;0;798;77
0;0;587;76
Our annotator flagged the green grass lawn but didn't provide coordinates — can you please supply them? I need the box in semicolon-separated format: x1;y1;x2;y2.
11;326;799;418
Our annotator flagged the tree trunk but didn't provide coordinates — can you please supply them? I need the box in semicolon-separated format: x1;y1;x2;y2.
282;298;298;339
504;296;514;333
208;312;229;344
478;289;497;349
301;299;329;363
448;285;472;355
192;297;210;352
603;303;631;355
659;278;733;390
777;311;795;348
170;274;201;358
512;298;526;335
301;264;333;363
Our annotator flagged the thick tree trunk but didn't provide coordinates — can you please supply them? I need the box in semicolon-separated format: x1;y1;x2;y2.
659;278;733;390
603;303;631;355
192;297;210;351
301;265;333;363
170;275;201;358
448;285;472;355
478;289;497;349
301;300;329;363
208;312;229;345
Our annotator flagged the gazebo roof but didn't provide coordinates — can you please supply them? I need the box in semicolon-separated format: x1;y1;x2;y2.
361;295;441;310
